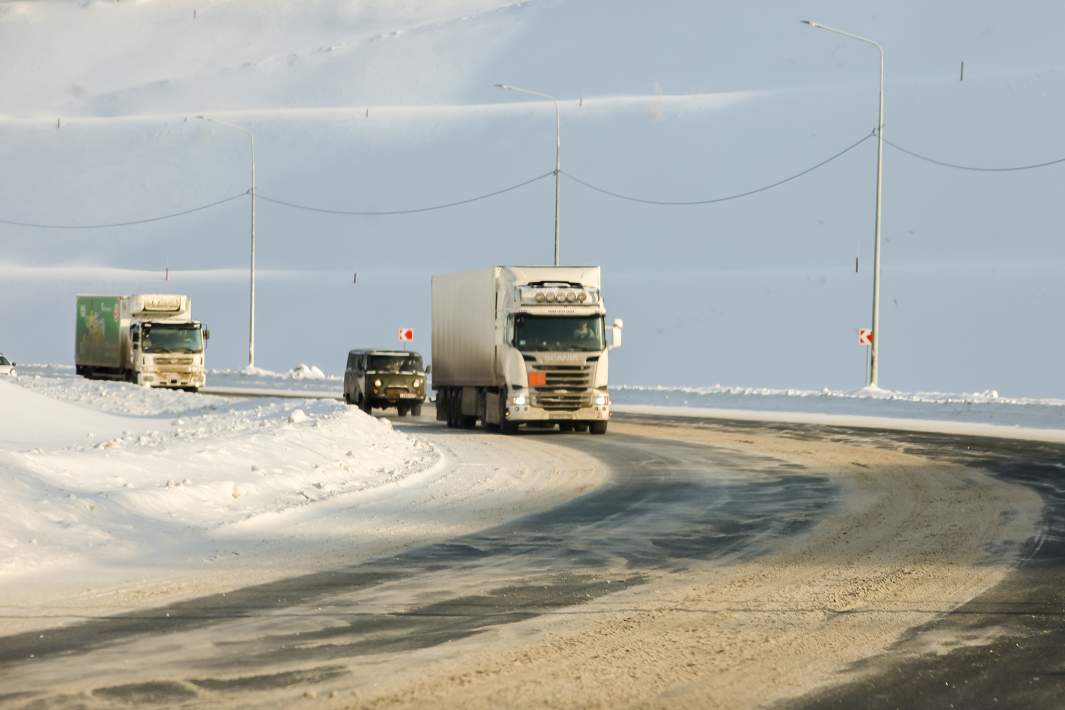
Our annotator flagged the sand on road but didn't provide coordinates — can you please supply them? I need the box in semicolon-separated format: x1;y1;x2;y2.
347;420;1042;709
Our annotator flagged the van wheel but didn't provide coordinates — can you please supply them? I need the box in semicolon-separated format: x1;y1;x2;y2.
589;421;608;435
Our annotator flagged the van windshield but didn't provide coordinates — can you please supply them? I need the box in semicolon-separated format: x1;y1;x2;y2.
143;325;204;354
514;315;605;352
369;354;423;372
0;356;9;366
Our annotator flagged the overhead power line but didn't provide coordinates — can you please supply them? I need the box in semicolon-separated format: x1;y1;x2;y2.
0;191;249;230
561;131;876;206
884;137;1065;172
258;171;555;216
5;132;1065;231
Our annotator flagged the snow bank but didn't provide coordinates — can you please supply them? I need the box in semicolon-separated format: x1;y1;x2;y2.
611;383;1065;432
287;363;327;380
613;383;1065;408
0;372;435;579
219;364;338;381
0;379;143;449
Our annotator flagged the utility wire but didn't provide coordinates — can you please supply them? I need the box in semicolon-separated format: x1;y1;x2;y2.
0;191;249;230
6;133;1065;230
561;131;876;206
258;171;555;216
884;137;1065;172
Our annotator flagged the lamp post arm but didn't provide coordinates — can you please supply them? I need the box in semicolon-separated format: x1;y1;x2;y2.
801;21;883;53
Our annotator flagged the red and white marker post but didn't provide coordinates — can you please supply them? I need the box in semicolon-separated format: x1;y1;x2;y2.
857;328;874;385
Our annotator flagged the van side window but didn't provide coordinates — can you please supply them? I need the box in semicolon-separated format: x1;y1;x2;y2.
347;353;357;370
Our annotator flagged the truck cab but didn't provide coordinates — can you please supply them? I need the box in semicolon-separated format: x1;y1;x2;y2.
75;294;208;391
432;266;622;435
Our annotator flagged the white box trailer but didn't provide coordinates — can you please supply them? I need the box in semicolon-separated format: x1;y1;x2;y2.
431;266;622;434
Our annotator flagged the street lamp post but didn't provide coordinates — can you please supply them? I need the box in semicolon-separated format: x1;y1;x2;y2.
196;116;257;370
495;84;561;266
802;20;885;388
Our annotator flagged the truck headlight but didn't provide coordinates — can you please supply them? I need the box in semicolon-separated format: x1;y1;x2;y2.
512;394;527;406
374;379;382;388
594;394;608;406
413;378;422;388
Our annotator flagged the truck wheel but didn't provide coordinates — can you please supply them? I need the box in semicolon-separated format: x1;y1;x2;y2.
497;389;517;434
411;403;423;417
558;422;575;432
445;390;458;428
574;423;590;433
589;421;608;435
397;404;408;417
343;391;351;405
360;395;372;414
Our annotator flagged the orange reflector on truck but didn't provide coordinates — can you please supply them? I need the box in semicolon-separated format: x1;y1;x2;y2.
528;371;547;387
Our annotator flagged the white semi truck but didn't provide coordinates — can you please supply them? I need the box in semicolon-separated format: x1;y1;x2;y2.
432;266;622;434
75;294;208;390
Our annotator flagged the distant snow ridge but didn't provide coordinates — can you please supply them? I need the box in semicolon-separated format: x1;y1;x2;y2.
613;384;1065;408
288;364;326;380
219;364;338;381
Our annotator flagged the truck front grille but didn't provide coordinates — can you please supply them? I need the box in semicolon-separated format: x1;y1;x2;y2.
154;357;195;367
530;364;592;411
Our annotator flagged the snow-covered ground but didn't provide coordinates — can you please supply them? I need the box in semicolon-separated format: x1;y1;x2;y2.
1;371;434;580
0;367;607;632
613;383;1065;434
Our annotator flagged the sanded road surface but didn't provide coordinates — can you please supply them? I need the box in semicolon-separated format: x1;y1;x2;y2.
0;413;1061;709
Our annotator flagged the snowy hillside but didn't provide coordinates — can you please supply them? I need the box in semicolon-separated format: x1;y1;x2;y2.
3;1;1065;397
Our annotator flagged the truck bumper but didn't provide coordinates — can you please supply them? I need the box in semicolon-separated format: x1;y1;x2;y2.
141;371;206;389
506;402;610;423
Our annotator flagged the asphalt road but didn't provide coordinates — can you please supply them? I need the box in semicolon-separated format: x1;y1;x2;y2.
0;412;1062;708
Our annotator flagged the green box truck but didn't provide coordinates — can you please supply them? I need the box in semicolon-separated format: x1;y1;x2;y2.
75;294;208;390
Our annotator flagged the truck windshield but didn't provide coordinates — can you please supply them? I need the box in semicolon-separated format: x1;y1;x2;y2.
143;325;203;354
514;315;605;352
369;354;423;372
0;356;8;365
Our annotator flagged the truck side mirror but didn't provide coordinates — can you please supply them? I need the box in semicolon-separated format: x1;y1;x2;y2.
609;318;623;350
425;365;432;375
204;328;211;341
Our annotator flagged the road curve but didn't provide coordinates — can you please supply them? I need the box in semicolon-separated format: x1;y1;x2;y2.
0;412;1060;708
